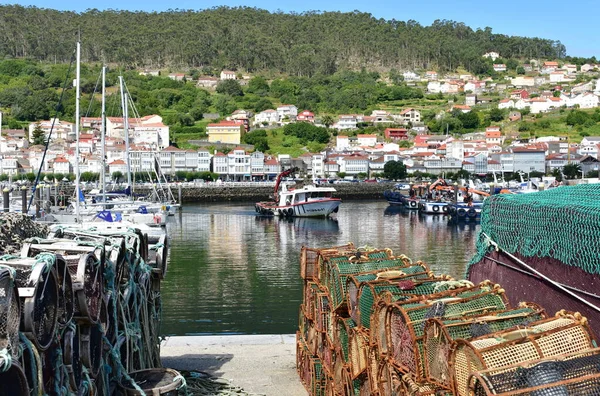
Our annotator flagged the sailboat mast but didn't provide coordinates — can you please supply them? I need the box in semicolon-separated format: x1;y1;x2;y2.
118;76;133;199
101;66;106;204
74;41;81;220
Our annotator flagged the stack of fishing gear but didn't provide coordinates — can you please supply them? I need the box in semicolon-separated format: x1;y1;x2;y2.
297;240;600;395
0;214;182;395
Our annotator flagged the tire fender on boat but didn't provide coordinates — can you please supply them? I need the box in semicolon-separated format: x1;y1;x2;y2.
410;201;417;208
432;205;440;212
278;209;283;216
457;208;467;217
467;208;477;218
442;205;448;213
287;208;294;217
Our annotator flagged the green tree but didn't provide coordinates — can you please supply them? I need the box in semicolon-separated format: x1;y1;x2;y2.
566;110;589;126
112;171;124;184
551;168;563;182
321;115;334;129
489;108;505;122
31;123;46;145
383;160;407;180
216;79;243;96
562;163;582;179
246;76;269;94
517;66;526;75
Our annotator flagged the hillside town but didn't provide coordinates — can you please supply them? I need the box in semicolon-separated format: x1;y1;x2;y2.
2;53;600;182
0;112;598;182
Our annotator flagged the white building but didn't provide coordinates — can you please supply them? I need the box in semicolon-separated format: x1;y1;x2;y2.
253;109;279;126
276;105;298;122
226;147;251;181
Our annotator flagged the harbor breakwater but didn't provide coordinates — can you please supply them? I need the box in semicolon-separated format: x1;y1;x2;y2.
135;182;395;203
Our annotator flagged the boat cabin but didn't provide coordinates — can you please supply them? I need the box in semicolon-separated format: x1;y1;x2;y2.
278;185;336;206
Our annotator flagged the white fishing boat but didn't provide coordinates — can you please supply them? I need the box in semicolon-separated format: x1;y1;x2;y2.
255;168;341;218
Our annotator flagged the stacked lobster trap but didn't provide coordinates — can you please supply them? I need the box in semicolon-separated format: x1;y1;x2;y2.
297;242;600;396
0;214;171;395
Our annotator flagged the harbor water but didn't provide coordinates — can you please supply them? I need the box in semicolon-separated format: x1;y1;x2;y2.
161;200;479;336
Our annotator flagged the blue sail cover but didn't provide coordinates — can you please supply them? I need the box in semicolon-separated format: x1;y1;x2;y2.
96;211;123;222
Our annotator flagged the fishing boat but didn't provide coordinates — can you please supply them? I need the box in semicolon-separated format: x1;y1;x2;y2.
418;200;449;214
383;183;421;209
447;201;484;221
255;168;341;218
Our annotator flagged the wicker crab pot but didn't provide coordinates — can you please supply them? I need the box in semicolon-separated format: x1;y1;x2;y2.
0;256;59;351
387;282;510;381
300;243;356;281
297;333;326;396
423;302;547;390
322;256;414;312
0;266;20;359
468;347;600;395
349;275;456;329
377;360;403;396
449;311;597;396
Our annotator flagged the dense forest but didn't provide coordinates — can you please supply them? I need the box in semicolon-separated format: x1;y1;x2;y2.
0;6;566;75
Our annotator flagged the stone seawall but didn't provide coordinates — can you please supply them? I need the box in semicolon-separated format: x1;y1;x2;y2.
134;183;394;203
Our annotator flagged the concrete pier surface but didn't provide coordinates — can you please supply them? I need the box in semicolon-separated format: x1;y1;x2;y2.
161;334;306;396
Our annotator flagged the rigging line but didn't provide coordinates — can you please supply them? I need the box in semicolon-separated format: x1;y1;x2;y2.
84;69;103;118
28;49;76;214
123;79;141;122
483;255;600;301
480;232;600;313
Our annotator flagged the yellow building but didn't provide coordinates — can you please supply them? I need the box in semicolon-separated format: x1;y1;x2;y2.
206;121;245;144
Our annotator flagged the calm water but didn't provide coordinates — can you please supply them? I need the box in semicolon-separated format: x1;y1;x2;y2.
160;200;479;336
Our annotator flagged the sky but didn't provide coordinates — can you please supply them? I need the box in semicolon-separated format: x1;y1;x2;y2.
6;0;599;58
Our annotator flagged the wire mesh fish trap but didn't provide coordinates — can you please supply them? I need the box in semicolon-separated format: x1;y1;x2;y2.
450;312;597;396
70;251;104;323
387;282;509;380
22;240;104;324
0;256;59;350
300;243;356;281
423;302;547;389
80;323;103;379
0;360;30;396
148;233;168;279
119;367;184;396
0;266;20;359
61;323;82;391
18;334;42;396
468;348;600;396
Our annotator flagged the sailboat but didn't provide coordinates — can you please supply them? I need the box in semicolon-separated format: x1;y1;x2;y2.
43;43;166;232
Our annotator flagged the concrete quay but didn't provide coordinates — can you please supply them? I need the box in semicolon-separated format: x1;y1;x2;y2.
160;334;306;396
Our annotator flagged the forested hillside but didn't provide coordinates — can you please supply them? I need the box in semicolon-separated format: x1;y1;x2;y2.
0;5;566;75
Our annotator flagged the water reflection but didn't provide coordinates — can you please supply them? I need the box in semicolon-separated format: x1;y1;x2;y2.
161;200;479;335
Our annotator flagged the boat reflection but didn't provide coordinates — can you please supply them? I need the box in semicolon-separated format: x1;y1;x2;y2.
384;205;410;217
255;214;340;234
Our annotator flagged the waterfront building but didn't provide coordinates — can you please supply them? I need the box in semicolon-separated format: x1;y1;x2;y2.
206;121;245;144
